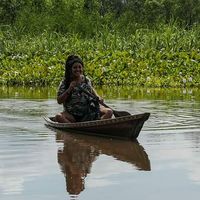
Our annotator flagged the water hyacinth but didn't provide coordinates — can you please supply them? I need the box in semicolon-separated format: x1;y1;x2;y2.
146;77;151;82
188;77;193;82
1;27;200;87
182;78;187;84
102;67;106;73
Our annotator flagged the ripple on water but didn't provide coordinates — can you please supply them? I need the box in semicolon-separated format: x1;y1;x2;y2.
0;100;59;195
1;97;200;198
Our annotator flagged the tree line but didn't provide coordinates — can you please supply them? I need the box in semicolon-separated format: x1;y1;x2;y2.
1;0;200;36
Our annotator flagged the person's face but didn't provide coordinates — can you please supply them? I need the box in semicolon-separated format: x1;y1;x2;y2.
71;62;83;78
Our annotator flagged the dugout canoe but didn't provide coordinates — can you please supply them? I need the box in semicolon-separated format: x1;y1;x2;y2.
44;112;150;140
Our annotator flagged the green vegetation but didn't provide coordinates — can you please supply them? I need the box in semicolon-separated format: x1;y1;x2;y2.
1;86;200;101
0;0;200;87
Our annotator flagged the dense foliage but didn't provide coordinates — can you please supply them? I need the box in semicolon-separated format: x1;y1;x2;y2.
0;0;200;87
1;0;200;33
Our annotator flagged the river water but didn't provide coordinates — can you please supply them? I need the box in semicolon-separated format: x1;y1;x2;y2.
0;87;200;200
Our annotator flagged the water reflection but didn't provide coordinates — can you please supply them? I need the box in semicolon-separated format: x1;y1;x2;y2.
55;130;150;197
1;86;200;101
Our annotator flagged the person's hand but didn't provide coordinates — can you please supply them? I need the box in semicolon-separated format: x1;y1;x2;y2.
68;81;77;91
65;81;77;95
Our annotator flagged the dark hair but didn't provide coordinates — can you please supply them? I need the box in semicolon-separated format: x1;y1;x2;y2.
64;55;85;88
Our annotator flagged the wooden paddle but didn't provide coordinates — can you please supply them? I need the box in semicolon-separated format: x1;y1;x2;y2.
79;86;131;118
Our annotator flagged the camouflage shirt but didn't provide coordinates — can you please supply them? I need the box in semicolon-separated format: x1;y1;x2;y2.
57;77;100;122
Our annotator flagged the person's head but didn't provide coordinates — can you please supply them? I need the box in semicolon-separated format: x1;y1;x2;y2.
65;55;84;79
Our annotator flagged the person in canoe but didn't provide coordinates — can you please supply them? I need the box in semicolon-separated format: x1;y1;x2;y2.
55;55;113;123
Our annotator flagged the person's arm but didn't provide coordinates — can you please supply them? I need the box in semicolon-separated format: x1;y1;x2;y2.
57;80;76;104
57;88;72;104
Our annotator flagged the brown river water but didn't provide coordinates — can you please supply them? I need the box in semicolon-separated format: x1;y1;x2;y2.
0;87;200;200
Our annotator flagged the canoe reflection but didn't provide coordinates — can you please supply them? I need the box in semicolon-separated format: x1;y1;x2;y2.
56;130;151;196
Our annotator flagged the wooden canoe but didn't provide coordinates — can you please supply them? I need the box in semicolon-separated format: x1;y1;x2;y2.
44;112;150;140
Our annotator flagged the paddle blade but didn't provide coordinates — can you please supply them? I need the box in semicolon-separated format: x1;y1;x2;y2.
113;110;131;118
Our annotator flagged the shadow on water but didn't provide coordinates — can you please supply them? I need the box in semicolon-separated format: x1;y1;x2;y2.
54;129;150;197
